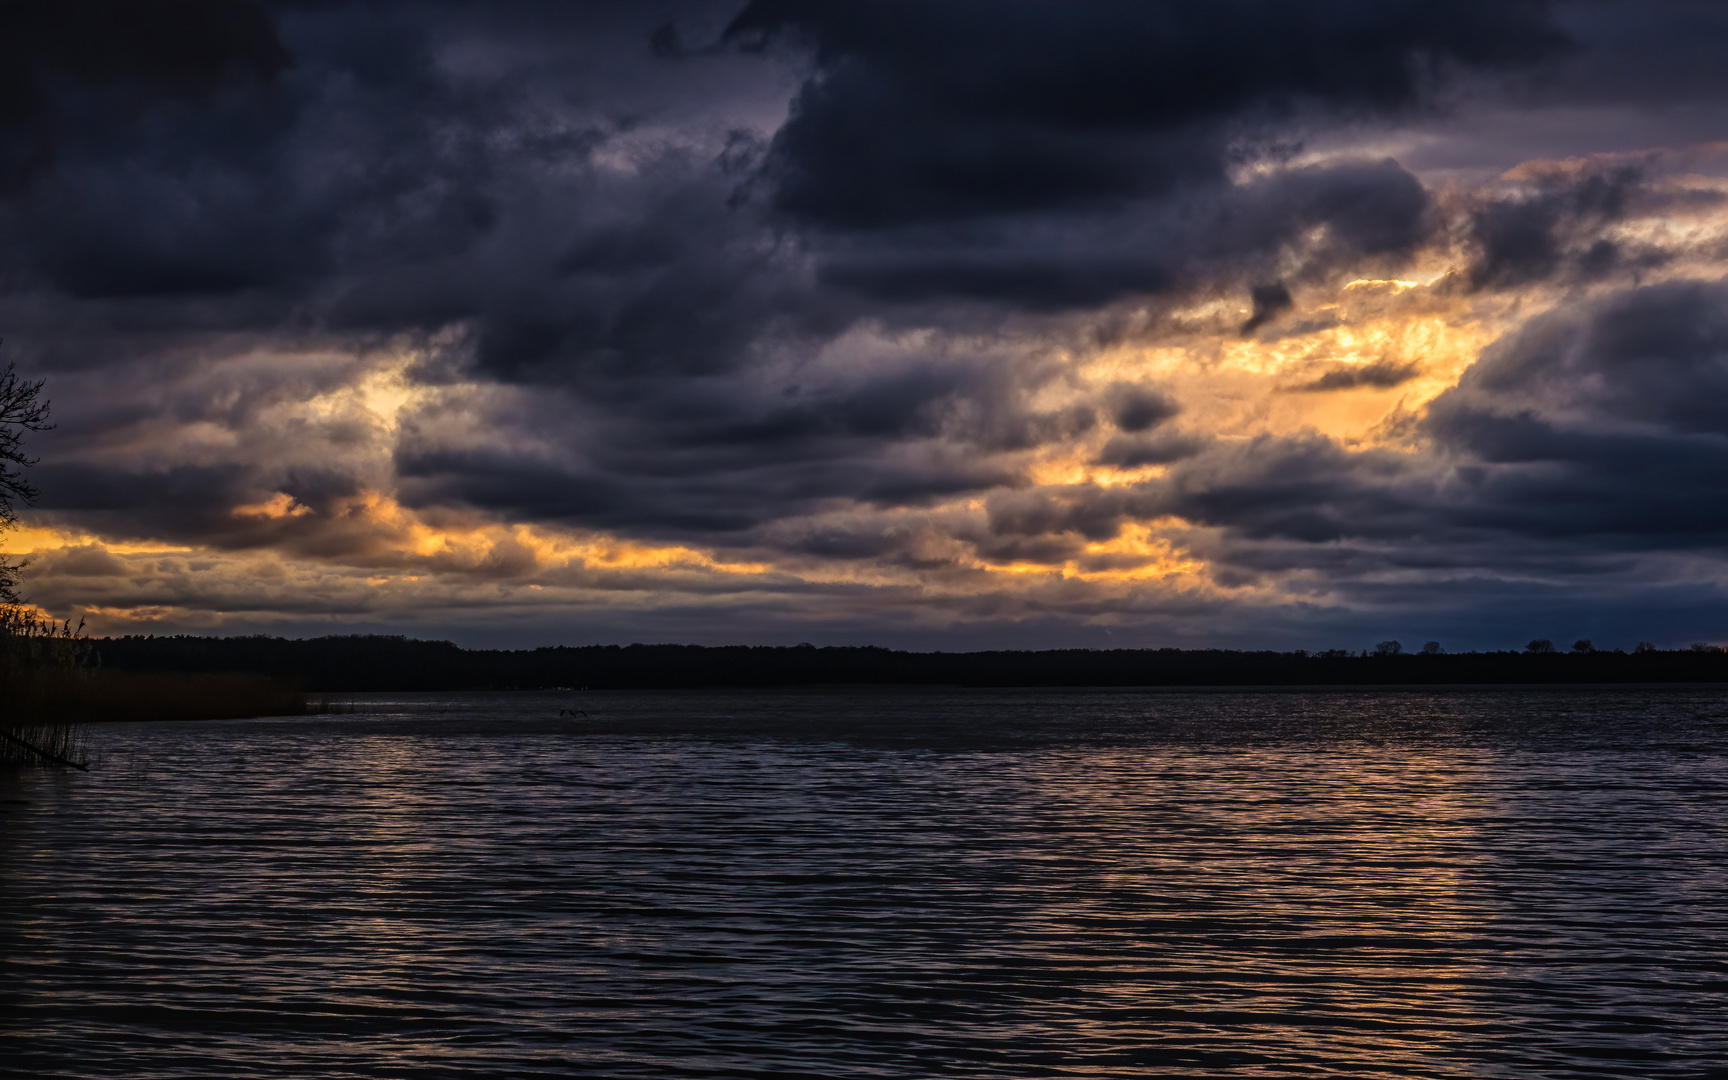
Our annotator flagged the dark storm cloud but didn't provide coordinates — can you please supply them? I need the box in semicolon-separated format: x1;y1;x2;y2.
0;18;1625;363
32;462;256;538
727;0;1568;228
1465;163;1657;289
1287;359;1422;393
1540;1;1728;107
1437;280;1728;440
809;157;1435;310
395;347;1074;536
0;1;856;546
1106;384;1180;433
1094;433;1207;469
1240;283;1294;335
692;0;1563;311
10;0;1728;648
1425;279;1728;541
0;1;289;191
1156;435;1429;546
1;3;486;302
397;443;1018;537
983;485;1157;546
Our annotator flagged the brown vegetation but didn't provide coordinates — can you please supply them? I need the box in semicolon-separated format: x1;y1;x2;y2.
1;606;308;768
13;669;307;725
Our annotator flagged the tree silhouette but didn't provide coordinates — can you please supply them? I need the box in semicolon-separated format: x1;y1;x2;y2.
0;359;51;605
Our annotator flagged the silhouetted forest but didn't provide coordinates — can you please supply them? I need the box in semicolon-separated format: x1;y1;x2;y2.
87;635;1728;691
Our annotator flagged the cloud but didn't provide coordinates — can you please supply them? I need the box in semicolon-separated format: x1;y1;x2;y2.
8;1;1728;648
1287;358;1422;392
1121;277;1728;605
727;0;1568;228
803;157;1437;312
0;1;289;191
1240;283;1294;334
1465;160;1653;288
1424;278;1728;541
1106;383;1180;432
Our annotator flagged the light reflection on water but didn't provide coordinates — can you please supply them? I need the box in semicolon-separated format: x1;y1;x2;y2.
1;688;1725;1078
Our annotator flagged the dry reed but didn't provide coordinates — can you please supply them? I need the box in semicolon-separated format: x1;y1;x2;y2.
0;607;310;769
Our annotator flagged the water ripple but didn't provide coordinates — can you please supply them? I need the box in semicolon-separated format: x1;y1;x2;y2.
2;688;1725;1078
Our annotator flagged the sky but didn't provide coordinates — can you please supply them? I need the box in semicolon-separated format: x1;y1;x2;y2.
5;0;1728;651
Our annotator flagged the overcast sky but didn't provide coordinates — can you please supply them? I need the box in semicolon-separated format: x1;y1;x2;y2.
6;0;1728;650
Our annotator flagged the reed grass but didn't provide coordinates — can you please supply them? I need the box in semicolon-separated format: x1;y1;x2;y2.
28;669;309;723
0;605;94;769
0;720;89;769
0;606;312;769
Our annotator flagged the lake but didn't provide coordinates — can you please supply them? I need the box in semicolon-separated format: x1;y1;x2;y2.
2;688;1726;1078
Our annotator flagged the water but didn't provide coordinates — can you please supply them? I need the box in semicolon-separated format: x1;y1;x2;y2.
2;687;1726;1079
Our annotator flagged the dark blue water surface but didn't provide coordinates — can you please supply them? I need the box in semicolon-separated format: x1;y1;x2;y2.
2;687;1726;1079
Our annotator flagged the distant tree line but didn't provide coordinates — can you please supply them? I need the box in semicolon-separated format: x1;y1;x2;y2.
87;635;1728;691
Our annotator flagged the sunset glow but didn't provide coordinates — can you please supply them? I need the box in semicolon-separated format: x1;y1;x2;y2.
4;1;1728;649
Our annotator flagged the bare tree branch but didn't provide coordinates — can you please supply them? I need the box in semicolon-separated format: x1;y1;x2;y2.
0;350;51;604
0;359;50;524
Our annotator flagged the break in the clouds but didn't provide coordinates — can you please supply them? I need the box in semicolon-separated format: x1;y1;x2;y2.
6;0;1728;649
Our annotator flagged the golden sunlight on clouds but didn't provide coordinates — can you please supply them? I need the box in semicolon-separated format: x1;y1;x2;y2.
2;524;191;557
6;491;786;633
1072;523;1200;583
304;490;772;576
0;269;1550;632
971;526;1199;584
1070;271;1513;464
234;492;313;519
1025;460;1167;488
20;156;1728;638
